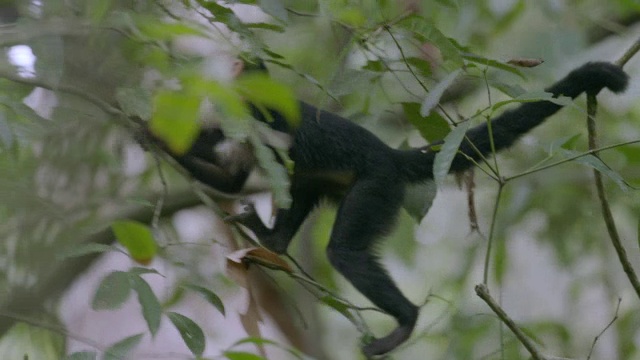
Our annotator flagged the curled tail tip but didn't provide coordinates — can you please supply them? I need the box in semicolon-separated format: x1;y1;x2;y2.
579;61;629;94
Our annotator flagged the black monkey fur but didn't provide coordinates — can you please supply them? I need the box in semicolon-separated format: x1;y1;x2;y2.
153;62;629;357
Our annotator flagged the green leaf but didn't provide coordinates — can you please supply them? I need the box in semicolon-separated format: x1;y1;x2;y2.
236;73;300;127
489;80;527;98
198;1;236;22
388;209;420;263
86;0;112;23
224;351;267;360
103;333;144;360
491;92;572;112
196;1;250;37
548;133;582;154
129;267;162;276
135;17;206;40
1;322;65;360
362;60;385;72
64;351;97;360
319;296;354;323
617;145;640;163
131;274;162;336
231;337;305;359
129;44;171;72
621;0;640;11
233;337;279;347
402;102;450;143
336;7;366;27
403;180;437;222
262;48;285;60
560;150;631;192
249;131;291;208
463;53;524;78
92;271;132;310
116;87;153;119
150;91;201;155
245;22;285;32
184;284;225;316
111;220;158;264
184;76;251;138
167;312;206;356
401;16;463;70
405;57;433;78
258;0;288;23
434;121;471;186
420;69;462;116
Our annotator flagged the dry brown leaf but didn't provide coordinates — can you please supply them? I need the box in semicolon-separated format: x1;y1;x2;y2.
226;247;292;273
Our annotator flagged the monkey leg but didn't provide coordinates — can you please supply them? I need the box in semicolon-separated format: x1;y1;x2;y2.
326;177;419;357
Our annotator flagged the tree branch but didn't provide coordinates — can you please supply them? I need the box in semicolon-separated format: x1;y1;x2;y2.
583;36;640;302
475;284;547;360
0;19;93;47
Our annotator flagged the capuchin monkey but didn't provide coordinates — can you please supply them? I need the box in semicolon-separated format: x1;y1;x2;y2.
150;61;629;357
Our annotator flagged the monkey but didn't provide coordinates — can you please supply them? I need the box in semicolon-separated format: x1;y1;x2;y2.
152;61;628;357
139;103;292;194
137;59;293;195
226;62;628;357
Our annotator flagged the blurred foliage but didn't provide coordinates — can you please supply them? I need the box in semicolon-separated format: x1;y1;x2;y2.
0;0;638;359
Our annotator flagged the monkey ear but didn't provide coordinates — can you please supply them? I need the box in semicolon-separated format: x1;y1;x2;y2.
403;180;437;222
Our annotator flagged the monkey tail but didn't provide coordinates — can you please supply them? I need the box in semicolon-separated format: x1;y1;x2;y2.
447;61;629;173
396;62;628;182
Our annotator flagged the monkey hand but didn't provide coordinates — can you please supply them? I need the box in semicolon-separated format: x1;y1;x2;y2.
224;202;259;224
225;202;290;254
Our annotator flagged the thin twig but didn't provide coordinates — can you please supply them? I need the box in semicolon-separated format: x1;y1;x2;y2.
586;297;621;360
150;154;168;229
0;70;123;117
586;93;640;300
616;37;640;67
0;312;109;354
0;19;92;47
505;139;640;181
583;37;640;301
482;182;504;285
385;25;458;125
475;284;547;360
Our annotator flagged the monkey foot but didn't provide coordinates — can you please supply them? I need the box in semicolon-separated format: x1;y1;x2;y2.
362;324;414;358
